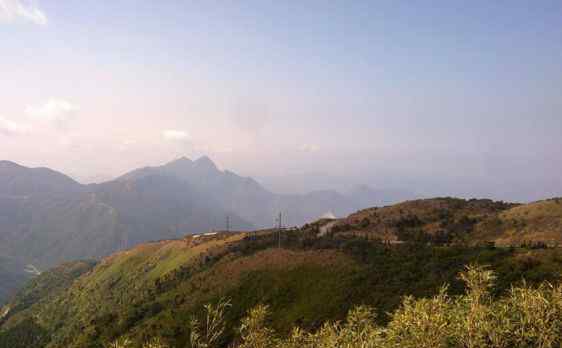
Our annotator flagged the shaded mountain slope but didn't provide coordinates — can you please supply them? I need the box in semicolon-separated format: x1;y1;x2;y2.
117;157;366;228
91;174;252;247
0;161;83;196
0;170;251;269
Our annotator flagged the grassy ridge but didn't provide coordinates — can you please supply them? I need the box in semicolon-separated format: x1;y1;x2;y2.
474;198;562;246
333;197;562;245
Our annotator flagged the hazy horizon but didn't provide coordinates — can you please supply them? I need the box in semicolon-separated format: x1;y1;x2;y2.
2;1;562;202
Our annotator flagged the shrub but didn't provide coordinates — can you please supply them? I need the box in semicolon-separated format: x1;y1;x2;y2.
238;305;278;348
131;265;562;348
189;298;231;348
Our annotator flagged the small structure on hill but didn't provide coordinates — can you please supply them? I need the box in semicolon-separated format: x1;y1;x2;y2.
319;212;337;220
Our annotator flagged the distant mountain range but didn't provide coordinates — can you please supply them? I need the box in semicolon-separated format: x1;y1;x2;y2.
0;157;409;303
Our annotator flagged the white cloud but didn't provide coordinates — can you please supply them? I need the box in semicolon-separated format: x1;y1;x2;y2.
25;98;79;129
163;130;191;142
0;116;30;136
0;0;47;25
299;144;320;153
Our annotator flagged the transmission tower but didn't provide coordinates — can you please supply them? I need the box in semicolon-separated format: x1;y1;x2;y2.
277;212;283;248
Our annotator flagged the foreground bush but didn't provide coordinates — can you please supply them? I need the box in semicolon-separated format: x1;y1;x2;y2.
109;265;562;348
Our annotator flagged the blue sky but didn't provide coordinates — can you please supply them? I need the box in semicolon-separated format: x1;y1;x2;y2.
1;1;561;200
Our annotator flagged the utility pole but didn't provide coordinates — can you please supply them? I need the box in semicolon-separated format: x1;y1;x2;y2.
121;230;128;250
226;215;230;233
277;212;282;248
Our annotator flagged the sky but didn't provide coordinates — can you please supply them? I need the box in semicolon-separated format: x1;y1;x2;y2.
1;0;562;201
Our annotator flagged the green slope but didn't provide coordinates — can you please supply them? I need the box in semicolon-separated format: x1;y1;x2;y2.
1;225;561;348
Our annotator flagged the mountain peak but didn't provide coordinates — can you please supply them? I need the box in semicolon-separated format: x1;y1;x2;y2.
161;157;195;172
194;156;218;170
170;156;193;165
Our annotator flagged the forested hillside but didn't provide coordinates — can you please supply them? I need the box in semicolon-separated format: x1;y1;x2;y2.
0;257;30;308
110;265;562;348
1;217;560;348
